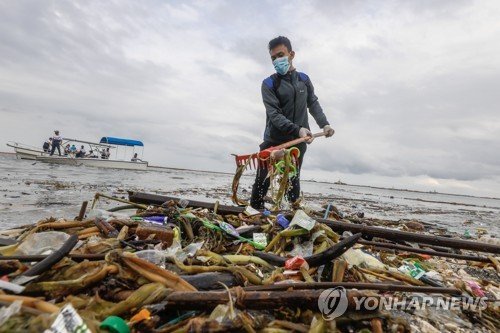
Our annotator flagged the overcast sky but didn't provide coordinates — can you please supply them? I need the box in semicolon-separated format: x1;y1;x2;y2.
1;0;499;197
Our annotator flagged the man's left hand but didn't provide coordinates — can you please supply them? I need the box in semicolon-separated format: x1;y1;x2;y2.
323;125;335;138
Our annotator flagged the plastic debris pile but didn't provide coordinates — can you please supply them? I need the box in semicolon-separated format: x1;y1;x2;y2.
0;192;497;332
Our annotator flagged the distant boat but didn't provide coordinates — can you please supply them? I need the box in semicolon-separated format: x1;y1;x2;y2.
7;137;148;171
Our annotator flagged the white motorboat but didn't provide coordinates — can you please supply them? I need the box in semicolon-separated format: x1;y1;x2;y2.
7;137;149;171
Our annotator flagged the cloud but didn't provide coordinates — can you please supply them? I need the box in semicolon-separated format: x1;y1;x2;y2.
0;0;499;197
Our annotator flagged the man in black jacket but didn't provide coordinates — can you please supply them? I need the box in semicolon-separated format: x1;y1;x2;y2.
250;36;334;209
50;130;62;156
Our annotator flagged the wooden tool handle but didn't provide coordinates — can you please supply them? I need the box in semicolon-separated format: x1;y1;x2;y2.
276;132;326;150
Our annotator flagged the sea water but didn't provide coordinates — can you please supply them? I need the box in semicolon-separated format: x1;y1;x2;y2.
0;153;498;237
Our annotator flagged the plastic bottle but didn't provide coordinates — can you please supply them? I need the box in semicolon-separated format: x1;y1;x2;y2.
142;216;168;225
178;199;189;208
276;214;290;229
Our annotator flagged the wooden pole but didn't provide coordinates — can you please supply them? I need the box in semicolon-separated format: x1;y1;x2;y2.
76;201;88;221
358;239;492;263
163;289;373;311
0;253;105;262
243;282;461;294
320;219;500;254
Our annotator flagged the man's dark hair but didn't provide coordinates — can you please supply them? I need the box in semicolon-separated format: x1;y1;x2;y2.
268;36;292;52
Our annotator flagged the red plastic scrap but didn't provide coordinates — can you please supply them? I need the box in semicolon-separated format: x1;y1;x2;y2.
284;256;309;270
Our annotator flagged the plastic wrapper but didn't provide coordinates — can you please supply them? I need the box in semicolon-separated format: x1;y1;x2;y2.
284;256;309;270
289;210;316;231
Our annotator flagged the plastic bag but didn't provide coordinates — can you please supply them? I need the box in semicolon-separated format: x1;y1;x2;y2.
87;209;129;221
0;300;22;326
165;240;204;262
15;231;70;255
342;249;386;269
290;241;313;257
135;250;168;269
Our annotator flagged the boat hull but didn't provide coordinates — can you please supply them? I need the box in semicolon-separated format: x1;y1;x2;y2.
6;143;46;160
36;156;149;171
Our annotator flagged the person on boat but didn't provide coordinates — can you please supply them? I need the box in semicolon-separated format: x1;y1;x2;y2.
42;138;52;153
64;144;71;155
76;145;86;158
87;150;98;158
69;144;77;155
250;36;334;209
50;130;62;156
131;153;142;162
101;147;110;159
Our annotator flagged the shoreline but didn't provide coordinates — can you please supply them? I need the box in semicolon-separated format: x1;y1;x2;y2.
2;150;499;201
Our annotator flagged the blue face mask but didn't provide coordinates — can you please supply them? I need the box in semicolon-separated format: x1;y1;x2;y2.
273;56;290;75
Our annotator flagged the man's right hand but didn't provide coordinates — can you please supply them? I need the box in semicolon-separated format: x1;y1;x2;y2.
299;127;314;144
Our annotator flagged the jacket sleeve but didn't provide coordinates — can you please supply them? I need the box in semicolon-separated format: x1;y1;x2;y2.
262;81;301;136
305;78;330;128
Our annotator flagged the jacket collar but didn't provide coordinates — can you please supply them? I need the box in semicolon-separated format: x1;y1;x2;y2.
277;69;297;79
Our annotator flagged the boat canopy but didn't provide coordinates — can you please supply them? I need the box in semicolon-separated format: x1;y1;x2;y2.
99;137;144;147
63;138;114;148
